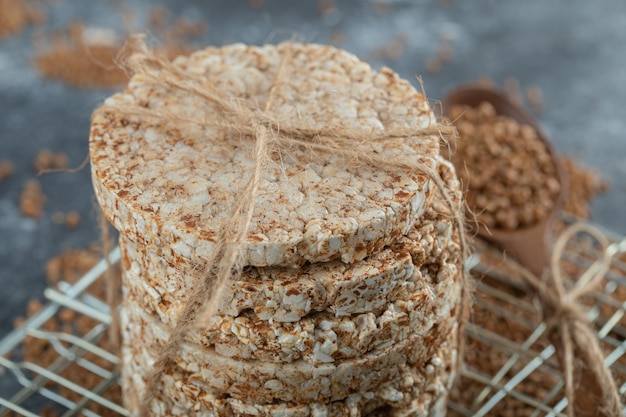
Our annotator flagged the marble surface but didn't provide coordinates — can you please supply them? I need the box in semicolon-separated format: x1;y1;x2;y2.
1;0;625;374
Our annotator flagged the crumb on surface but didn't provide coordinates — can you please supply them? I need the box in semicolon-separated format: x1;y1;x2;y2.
33;149;69;173
0;0;45;39
64;210;81;229
0;160;14;182
20;179;46;219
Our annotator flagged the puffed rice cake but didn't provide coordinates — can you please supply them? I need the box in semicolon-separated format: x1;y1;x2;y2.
117;200;456;321
118;200;460;362
118;212;460;411
121;325;458;417
120;244;459;365
90;42;439;269
90;42;464;417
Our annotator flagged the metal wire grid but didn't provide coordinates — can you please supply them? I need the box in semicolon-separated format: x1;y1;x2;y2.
449;214;626;416
0;217;624;416
0;248;125;417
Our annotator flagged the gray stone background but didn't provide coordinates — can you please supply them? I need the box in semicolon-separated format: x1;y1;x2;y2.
0;0;625;368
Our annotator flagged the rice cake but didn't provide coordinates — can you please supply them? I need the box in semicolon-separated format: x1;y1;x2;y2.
121;326;457;417
118;234;417;325
206;274;457;364
91;42;439;269
117;202;456;327
119;268;459;404
121;263;459;364
92;42;465;417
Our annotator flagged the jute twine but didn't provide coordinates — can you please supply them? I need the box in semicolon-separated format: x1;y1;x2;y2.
95;38;471;415
99;210;120;348
481;223;625;417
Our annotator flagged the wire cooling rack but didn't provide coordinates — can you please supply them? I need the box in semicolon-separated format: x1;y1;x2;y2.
1;215;625;416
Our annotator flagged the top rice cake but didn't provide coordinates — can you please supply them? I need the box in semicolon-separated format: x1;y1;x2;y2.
90;42;440;268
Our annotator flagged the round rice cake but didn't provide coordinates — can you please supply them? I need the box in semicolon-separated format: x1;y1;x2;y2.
121;325;457;417
90;42;440;269
119;233;417;325
204;271;458;364
119;314;455;405
121;264;459;365
117;206;457;328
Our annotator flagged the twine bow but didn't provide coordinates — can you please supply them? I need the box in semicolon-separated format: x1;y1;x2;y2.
506;222;625;417
96;38;471;415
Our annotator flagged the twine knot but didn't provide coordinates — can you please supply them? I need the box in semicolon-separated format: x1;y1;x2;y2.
543;297;589;333
511;222;625;417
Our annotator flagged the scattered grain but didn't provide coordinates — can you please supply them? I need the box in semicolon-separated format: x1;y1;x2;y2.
0;0;44;38
64;210;81;229
75;314;97;335
0;160;14;182
45;247;100;286
34;23;192;88
147;5;207;45
164;17;207;40
247;0;265;9
19;179;46;219
317;0;336;15
40;406;60;417
13;316;25;328
26;298;43;316
59;308;77;323
148;6;169;29
33;149;69;173
446;102;561;230
34;23;128;87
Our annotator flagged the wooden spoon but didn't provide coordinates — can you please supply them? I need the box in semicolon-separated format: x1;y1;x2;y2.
442;85;566;277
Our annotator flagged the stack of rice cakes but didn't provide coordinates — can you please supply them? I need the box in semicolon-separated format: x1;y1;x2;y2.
90;43;464;417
